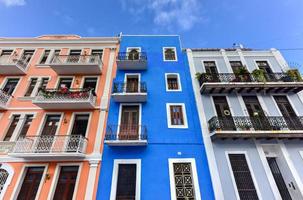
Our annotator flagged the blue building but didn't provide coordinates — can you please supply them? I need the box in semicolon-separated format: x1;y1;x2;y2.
97;35;214;200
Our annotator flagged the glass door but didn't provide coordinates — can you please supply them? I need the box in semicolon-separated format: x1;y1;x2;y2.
213;96;236;130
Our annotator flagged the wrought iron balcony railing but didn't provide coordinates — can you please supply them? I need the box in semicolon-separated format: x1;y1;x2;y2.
0;54;31;70
113;82;147;93
0;89;11;109
35;88;96;103
208;116;303;132
198;73;302;86
117;52;147;61
51;55;102;65
105;124;147;141
0;141;15;153
11;135;87;154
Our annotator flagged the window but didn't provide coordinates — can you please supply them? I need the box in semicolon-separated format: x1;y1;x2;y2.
18;115;34;138
2;78;19;95
83;77;97;92
21;50;35;66
230;61;243;72
228;154;259;200
166;73;181;91
17;166;45;200
70;114;90;137
110;160;141;200
256;61;273;73
3;115;20;141
53;166;79;200
203;61;218;74
0;168;9;195
127;48;141;60
163;47;177;61
91;49;103;62
24;78;38;96
169;159;201;200
40;50;50;64
0;164;13;200
57;77;73;89
166;103;188;128
119;105;140;140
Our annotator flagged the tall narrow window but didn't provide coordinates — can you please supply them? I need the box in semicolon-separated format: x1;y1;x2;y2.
91;49;103;63
53;166;79;200
173;163;195;199
21;50;35;66
24;78;38;97
2;78;19;95
83;77;97;92
39;78;49;90
18;115;34;138
40;50;50;64
166;74;181;91
163;47;177;61
167;104;188;128
3;115;20;141
228;154;259;200
116;164;137;200
71;114;89;137
17;166;45;200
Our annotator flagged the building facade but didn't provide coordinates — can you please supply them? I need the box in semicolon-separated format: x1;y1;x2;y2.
187;47;303;199
96;35;214;199
0;35;118;200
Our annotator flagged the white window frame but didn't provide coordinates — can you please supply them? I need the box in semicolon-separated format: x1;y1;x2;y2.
165;73;182;92
55;76;75;89
163;47;178;62
37;112;64;136
201;60;220;73
0;164;14;200
38;49;51;65
225;151;262;200
110;159;141;200
11;164;48;200
124;73;141;93
166;103;188;128
66;112;92;138
80;76;100;94
0;76;22;97
21;76;50;98
168;158;201;200
47;163;82;200
126;47;141;53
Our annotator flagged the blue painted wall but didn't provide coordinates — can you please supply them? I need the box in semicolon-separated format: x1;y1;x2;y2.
97;35;214;199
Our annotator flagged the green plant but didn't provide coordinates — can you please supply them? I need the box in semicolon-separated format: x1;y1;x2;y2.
234;66;249;75
286;69;302;81
252;69;266;82
195;72;202;80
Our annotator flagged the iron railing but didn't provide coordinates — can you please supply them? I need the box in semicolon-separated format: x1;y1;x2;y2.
51;55;102;65
198;73;302;86
11;135;87;154
0;54;30;70
208;116;303;132
0;168;9;194
35;88;96;103
117;52;147;61
0;90;11;108
113;82;147;93
105;124;147;141
0;141;15;153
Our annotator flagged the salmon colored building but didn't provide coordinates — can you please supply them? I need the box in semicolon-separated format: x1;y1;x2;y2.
0;35;119;200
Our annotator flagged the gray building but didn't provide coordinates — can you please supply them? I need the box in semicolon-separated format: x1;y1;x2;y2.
187;47;303;200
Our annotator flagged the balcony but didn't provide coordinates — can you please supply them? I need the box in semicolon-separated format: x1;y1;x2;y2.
0;55;29;75
116;52;147;70
9;135;87;159
198;72;303;94
105;125;147;146
208;116;303;140
0;141;15;154
111;82;147;102
0;90;11;110
49;55;102;74
32;88;96;110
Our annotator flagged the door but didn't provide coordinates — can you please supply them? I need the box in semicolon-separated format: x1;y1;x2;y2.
230;61;251;82
2;78;19;95
126;76;139;93
256;61;275;81
36;115;61;152
119;106;139;140
274;96;303;130
243;96;271;130
128;49;139;60
204;61;219;82
116;164;137;200
67;114;89;152
68;50;81;63
17;167;45;200
213;96;236;130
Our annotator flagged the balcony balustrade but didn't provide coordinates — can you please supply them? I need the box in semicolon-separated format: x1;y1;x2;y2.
32;88;96;110
116;52;147;70
49;55;102;74
0;90;11;110
112;82;147;102
198;72;303;94
9;135;87;158
105;124;148;146
0;141;15;154
208;116;303;139
0;54;30;75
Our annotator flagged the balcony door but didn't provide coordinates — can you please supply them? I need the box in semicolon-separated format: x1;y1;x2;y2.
243;96;271;130
67;114;89;152
57;78;73;89
127;48;140;60
213;96;235;130
274;96;303;130
119;105;139;140
21;50;34;66
256;61;275;81
2;78;19;95
68;50;81;63
204;61;219;82
126;75;139;93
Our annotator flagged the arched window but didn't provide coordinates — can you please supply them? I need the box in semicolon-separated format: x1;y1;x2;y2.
0;168;9;194
0;164;13;199
128;49;139;60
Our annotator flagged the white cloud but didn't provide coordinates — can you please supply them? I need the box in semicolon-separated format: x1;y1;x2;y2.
0;0;26;7
120;0;203;31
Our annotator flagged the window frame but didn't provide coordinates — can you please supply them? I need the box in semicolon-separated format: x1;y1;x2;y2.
165;73;182;92
166;103;188;128
0;76;21;96
163;47;178;62
80;76;99;93
67;112;92;138
55;76;75;89
39;49;51;65
36;112;64;137
168;158;201;200
110;159;141;200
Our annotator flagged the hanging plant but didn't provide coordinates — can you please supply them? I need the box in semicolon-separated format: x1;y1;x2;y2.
252;69;266;82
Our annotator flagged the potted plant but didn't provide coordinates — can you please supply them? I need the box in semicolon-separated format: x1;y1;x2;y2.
195;72;202;80
252;69;266;82
234;66;250;82
286;69;302;82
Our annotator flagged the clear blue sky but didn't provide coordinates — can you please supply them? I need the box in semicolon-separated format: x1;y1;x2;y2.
1;0;303;70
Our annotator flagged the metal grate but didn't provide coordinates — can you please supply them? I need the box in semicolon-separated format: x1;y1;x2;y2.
0;169;9;194
173;163;195;200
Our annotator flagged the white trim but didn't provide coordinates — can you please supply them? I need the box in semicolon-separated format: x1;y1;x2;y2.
80;76;100;94
163;47;178;62
124;73;141;93
67;112;92;138
165;73;182;92
225;151;263;200
256;95;270;116
110;159;141;200
47;163;82;200
126;47;141;53
55;76;75;89
300;151;303;161
0;164;14;200
166;103;188;129
11;163;48;200
168;158;201;200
